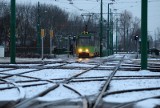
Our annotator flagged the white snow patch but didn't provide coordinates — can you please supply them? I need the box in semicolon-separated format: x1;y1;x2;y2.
79;70;112;77
37;85;79;101
67;81;105;95
0;68;12;71
134;99;160;108
115;70;160;76
0;89;21;101
23;69;82;79
4;69;36;74
109;79;160;92
103;90;160;103
6;76;33;82
24;83;54;98
63;63;96;67
44;63;65;67
16;64;40;66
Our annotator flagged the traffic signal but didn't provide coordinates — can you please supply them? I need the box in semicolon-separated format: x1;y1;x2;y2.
134;35;139;40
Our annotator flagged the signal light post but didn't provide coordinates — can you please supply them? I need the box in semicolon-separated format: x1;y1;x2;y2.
41;29;44;60
135;35;139;56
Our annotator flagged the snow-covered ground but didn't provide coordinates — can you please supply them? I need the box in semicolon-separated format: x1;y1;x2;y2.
0;54;160;108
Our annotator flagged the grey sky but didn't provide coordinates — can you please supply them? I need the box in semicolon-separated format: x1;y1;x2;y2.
5;0;160;37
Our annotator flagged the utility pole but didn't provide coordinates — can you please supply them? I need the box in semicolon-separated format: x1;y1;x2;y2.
100;0;103;57
111;9;114;55
41;29;45;60
37;2;41;55
10;0;16;64
141;0;148;69
110;10;113;55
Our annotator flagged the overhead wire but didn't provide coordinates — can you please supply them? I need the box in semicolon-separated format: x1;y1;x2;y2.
50;0;159;15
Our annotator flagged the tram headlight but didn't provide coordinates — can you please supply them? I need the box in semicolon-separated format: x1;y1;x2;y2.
85;49;89;53
78;48;82;53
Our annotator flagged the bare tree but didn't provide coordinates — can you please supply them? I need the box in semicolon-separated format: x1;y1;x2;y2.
117;10;141;52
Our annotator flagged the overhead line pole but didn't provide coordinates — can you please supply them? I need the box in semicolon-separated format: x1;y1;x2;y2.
141;0;148;69
110;10;113;55
10;0;16;64
107;3;112;56
100;0;103;57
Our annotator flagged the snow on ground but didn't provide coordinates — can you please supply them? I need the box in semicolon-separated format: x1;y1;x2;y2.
16;81;48;86
0;88;21;101
37;84;80;101
115;70;160;76
1;69;36;75
103;90;160;103
109;79;160;92
104;70;160;104
63;63;96;67
134;99;160;108
0;68;12;71
79;70;112;77
44;63;65;67
6;76;33;82
67;81;105;96
24;83;54;98
0;54;160;106
23;69;83;79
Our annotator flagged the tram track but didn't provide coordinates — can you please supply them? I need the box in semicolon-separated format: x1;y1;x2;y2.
113;95;160;108
0;78;25;107
1;74;160;90
92;55;125;108
13;62;103;108
0;54;160;108
13;56;116;108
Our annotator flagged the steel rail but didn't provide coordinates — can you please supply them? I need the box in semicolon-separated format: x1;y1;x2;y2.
103;87;160;97
113;95;160;108
92;55;125;108
13;84;59;108
12;55;115;107
13;57;113;108
0;78;25;102
13;64;101;108
63;84;89;108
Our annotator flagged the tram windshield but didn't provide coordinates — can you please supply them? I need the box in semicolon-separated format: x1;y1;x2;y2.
78;35;94;46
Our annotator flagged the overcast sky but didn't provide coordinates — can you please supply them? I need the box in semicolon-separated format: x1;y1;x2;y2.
5;0;160;37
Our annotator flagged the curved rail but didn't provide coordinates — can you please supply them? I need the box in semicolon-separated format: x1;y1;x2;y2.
0;78;25;107
114;95;160;108
13;58;106;108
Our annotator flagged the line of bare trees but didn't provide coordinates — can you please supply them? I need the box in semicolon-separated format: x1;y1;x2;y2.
117;10;141;52
1;1;157;56
0;1;96;56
